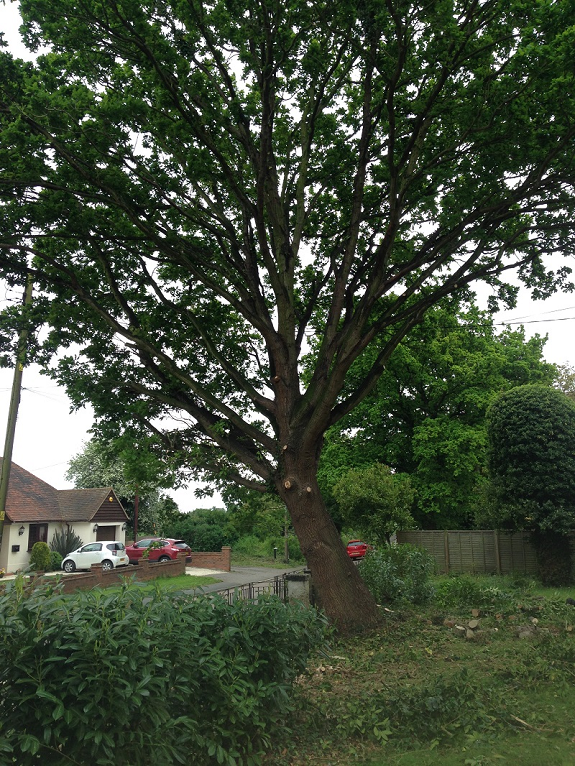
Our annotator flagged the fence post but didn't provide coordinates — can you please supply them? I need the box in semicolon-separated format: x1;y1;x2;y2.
443;530;450;573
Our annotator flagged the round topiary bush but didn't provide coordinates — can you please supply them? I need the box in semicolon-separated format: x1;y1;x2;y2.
29;542;52;572
49;550;63;572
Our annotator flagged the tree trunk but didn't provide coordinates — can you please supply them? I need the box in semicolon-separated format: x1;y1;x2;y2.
277;455;381;634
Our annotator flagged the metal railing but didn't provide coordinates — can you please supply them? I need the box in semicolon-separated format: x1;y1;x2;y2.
211;569;305;605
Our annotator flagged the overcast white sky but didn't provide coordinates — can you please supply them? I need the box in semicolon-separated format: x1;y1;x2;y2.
1;4;575;508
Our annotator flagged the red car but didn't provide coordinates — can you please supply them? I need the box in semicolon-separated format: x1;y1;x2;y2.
346;540;372;560
125;537;192;564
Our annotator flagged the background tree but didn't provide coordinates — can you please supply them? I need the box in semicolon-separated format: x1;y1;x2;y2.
485;385;575;585
1;0;575;629
332;464;415;546
66;438;180;536
163;507;234;552
554;363;575;403
318;302;555;528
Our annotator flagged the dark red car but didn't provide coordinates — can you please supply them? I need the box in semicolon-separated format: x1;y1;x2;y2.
125;537;192;564
346;540;372;560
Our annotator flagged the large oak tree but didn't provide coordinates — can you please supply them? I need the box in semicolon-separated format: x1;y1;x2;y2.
1;0;575;629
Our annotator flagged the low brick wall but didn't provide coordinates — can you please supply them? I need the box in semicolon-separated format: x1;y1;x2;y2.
55;554;187;594
190;546;231;572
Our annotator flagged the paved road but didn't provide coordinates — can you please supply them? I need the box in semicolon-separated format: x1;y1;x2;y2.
183;565;305;594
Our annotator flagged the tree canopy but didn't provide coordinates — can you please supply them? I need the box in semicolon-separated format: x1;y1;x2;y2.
318;301;556;528
66;438;180;536
1;0;575;628
332;463;415;546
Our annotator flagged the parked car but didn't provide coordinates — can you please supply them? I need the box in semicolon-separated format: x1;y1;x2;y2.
61;541;130;573
125;538;192;564
346;540;372;560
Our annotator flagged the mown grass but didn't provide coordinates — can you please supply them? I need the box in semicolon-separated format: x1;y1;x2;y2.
264;574;575;765
103;572;221;593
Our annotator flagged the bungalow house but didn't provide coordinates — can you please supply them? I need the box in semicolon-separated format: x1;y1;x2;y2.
0;458;129;573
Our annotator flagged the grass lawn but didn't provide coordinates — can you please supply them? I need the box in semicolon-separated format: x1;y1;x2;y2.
103;572;221;593
264;573;575;766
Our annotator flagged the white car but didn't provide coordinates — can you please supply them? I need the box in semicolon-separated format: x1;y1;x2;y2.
61;541;130;573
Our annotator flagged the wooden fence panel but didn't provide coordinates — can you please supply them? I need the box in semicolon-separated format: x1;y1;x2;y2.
396;530;449;572
396;530;539;575
497;532;538;574
446;531;497;573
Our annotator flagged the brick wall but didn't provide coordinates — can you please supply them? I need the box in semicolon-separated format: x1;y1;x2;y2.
8;547;232;596
190;546;231;572
53;554;187;594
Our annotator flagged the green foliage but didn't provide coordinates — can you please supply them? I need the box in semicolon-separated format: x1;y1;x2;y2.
233;535;263;556
486;384;575;584
140;540;164;560
530;530;572;587
2;0;575;623
66;438;179;536
359;545;435;605
319;303;556;529
279;576;575;763
486;385;575;533
553;362;575;403
49;526;83;558
0;580;329;765
28;542;51;572
48;551;63;572
230;534;303;563
164;507;236;552
226;494;290;542
433;575;516;613
266;536;304;562
382;670;501;744
332;464;415;546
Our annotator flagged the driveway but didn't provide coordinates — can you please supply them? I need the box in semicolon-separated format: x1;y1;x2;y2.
183;565;305;594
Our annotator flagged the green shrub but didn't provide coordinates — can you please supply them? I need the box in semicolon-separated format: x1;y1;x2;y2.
28;542;51;571
433;574;515;612
359;544;435;605
233;534;266;556
49;551;63;572
0;580;329;765
50;527;83;557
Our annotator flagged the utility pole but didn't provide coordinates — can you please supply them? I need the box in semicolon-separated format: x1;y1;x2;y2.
133;485;139;542
0;276;34;551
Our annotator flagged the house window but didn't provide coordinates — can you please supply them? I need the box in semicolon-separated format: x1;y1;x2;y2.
28;524;48;551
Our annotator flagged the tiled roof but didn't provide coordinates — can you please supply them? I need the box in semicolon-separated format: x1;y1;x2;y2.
0;459;125;523
1;459;60;522
57;488;117;522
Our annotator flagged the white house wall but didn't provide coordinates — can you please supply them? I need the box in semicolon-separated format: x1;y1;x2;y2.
0;522;126;574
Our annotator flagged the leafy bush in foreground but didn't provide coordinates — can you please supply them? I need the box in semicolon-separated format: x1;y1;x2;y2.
359;544;435;605
0;580;328;765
